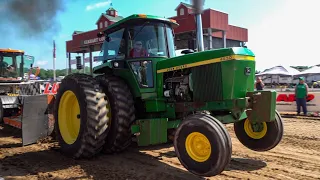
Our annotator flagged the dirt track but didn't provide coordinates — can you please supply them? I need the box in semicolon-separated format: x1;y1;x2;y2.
1;117;320;180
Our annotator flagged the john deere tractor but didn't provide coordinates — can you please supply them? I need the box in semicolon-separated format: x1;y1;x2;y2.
54;13;283;177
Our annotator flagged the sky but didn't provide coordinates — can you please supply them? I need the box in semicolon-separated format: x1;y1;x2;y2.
0;0;319;71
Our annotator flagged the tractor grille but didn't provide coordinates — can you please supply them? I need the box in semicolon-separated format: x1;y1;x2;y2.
192;63;223;101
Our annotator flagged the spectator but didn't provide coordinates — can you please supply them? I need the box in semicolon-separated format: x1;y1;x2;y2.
295;77;308;115
255;77;264;90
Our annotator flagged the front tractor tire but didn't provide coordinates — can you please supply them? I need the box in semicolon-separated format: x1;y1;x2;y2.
173;113;232;177
54;73;110;159
96;75;135;154
234;110;284;151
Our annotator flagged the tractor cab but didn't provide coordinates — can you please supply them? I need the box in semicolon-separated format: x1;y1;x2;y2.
98;15;177;61
0;49;35;82
95;14;178;88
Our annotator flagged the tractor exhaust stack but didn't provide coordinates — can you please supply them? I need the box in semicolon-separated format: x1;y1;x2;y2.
192;0;205;52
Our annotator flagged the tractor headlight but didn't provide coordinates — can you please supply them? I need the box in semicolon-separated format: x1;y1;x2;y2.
111;60;125;69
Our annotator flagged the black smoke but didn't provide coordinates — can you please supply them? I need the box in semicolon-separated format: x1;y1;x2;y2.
0;0;66;39
192;0;205;14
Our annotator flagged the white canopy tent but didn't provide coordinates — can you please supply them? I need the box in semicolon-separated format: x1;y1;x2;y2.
294;66;320;83
257;65;300;76
256;65;300;84
295;66;320;76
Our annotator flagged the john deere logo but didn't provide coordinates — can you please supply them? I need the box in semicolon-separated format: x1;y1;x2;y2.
245;67;251;75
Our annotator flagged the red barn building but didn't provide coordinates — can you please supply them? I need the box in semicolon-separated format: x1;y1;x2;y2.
170;2;248;50
66;2;248;74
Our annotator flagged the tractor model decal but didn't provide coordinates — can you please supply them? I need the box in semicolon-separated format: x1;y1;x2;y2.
157;55;255;73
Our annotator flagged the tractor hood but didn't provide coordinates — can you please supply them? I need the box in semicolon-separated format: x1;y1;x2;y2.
157;47;256;101
156;47;255;74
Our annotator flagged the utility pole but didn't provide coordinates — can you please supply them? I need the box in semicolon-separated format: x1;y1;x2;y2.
53;40;56;81
66;52;69;75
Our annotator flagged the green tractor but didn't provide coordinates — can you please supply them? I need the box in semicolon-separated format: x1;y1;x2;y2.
54;12;283;177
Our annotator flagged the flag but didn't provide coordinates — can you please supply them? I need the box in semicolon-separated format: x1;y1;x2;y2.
53;40;56;59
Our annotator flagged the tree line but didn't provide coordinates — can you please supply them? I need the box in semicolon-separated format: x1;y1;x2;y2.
36;67;92;79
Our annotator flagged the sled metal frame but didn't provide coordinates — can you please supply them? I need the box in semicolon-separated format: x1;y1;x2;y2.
1;94;55;146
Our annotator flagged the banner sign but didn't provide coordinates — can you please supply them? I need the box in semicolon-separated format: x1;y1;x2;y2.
39;82;61;94
276;91;320;112
83;36;105;45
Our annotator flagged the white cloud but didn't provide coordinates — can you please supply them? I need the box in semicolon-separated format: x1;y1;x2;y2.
36;60;49;66
85;1;111;11
246;0;319;71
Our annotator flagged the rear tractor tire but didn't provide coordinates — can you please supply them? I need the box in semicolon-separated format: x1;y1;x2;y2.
234;110;284;151
96;75;135;154
0;99;3;123
54;73;110;159
173;113;232;177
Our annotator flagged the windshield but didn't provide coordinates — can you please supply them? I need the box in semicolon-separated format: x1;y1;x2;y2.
128;22;168;58
166;25;176;58
100;28;125;61
0;53;33;78
0;54;19;78
98;22;176;61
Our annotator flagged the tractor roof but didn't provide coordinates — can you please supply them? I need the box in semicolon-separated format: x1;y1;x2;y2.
103;14;179;34
0;48;24;53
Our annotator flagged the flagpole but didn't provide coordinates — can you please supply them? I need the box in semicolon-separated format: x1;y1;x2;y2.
66;52;68;75
53;40;56;81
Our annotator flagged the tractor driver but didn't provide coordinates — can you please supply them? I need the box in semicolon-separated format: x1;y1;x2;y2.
129;40;149;58
129;40;149;87
0;59;16;77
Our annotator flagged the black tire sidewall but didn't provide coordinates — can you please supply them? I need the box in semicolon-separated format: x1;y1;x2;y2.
102;84;119;148
0;99;3;123
234;111;283;151
54;77;87;156
96;75;135;153
174;116;226;176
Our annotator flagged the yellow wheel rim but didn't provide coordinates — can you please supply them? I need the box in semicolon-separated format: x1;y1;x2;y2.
58;90;81;145
185;132;211;162
244;119;267;139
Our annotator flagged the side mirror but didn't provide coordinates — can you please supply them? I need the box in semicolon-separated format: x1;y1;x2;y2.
97;32;103;38
106;36;111;42
181;49;194;54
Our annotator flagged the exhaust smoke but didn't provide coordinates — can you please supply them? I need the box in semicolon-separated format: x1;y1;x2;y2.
0;0;65;39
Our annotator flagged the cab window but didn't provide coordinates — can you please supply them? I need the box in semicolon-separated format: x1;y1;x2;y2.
100;28;125;61
128;23;167;58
